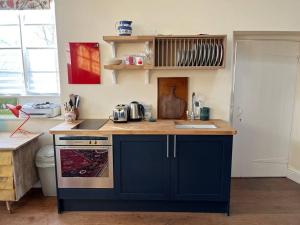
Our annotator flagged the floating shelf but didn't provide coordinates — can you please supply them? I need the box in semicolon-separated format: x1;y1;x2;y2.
104;64;154;70
103;35;154;43
153;66;224;70
104;64;152;85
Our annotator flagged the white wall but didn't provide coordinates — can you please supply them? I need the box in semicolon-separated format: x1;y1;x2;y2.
55;0;300;169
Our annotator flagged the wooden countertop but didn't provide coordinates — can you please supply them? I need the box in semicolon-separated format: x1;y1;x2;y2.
0;133;43;151
49;119;236;135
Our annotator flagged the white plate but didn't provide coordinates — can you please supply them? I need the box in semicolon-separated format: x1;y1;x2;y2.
197;41;202;66
209;42;215;66
213;42;219;66
218;43;223;66
205;42;210;66
193;40;199;66
200;42;206;66
189;42;196;66
176;49;182;66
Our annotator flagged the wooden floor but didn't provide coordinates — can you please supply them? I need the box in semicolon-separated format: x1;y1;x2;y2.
1;178;300;225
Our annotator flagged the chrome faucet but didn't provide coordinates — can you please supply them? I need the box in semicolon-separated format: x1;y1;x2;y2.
191;92;196;120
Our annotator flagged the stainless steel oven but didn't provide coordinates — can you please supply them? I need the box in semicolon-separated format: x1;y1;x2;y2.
55;135;113;188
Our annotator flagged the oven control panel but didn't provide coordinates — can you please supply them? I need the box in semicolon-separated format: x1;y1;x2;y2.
55;135;112;146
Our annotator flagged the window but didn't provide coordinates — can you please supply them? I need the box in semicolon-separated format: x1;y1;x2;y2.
0;9;59;95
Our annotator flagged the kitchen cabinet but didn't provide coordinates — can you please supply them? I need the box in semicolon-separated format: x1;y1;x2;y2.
113;135;233;214
50;120;236;214
171;135;232;201
114;135;170;200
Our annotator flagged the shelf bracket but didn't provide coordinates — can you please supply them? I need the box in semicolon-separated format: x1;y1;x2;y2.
112;70;117;84
110;42;116;58
145;70;150;84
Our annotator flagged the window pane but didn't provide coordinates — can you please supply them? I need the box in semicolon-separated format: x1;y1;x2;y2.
27;49;58;72
0;11;19;25
0;72;25;94
23;25;56;47
27;72;58;94
0;26;21;48
22;10;55;24
0;50;23;72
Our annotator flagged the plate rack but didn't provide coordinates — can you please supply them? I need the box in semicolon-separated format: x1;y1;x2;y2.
154;35;226;69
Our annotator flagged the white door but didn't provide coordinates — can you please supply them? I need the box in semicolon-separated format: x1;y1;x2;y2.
232;40;299;177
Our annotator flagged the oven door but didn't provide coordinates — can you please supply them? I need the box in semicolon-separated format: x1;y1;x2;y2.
56;145;113;188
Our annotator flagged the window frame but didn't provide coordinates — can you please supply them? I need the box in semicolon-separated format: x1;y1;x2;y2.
0;10;60;97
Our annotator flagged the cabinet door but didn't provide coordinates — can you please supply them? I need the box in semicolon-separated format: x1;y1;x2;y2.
171;135;233;201
114;135;170;200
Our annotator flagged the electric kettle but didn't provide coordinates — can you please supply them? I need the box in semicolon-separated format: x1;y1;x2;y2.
129;101;144;121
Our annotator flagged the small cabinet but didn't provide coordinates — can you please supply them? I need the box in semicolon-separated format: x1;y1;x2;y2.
114;135;170;200
171;135;233;201
113;135;233;203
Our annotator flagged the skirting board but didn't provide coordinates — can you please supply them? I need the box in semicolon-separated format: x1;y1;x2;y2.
287;167;300;184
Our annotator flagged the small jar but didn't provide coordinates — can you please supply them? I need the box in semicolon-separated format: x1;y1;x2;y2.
200;107;210;121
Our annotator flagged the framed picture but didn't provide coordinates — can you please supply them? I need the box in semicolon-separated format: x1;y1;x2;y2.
66;42;101;84
0;97;18;115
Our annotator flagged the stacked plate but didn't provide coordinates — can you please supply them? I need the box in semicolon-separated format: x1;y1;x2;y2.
176;39;223;67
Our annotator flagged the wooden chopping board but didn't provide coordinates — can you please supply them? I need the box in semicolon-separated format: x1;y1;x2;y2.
158;77;188;119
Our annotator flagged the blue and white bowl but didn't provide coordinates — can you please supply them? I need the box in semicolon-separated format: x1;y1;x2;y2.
116;20;132;36
117;26;132;36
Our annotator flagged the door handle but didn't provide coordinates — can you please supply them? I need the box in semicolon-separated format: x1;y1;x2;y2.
174;135;177;158
166;135;169;158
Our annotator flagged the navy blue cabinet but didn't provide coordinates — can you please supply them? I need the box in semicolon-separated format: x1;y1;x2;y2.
171;135;233;201
58;134;233;214
114;135;233;203
114;135;170;200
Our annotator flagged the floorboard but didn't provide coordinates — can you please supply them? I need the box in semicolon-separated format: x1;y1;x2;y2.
1;178;300;225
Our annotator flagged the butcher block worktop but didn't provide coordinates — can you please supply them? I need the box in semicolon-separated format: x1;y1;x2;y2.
0;133;42;151
49;119;236;135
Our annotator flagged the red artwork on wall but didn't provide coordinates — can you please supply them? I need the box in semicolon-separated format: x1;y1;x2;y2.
67;42;101;84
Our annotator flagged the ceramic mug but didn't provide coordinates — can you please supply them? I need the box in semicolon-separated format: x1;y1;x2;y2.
124;55;135;65
135;56;144;65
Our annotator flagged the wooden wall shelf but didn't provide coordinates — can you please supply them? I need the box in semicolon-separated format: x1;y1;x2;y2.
104;64;153;70
103;36;154;43
103;35;227;84
153;66;223;70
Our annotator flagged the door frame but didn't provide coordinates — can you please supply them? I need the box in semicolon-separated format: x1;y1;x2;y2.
230;31;300;177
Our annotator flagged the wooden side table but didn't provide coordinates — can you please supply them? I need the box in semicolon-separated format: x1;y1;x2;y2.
0;133;42;213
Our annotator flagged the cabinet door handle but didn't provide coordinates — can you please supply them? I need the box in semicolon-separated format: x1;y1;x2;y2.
166;135;169;158
174;135;177;158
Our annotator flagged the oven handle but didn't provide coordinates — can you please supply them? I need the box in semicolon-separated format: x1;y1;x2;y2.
57;146;111;150
59;136;108;141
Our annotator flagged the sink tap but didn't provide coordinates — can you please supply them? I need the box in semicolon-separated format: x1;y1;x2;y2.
191;92;196;120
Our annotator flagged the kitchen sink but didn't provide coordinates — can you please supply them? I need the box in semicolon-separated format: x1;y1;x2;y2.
175;124;218;129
